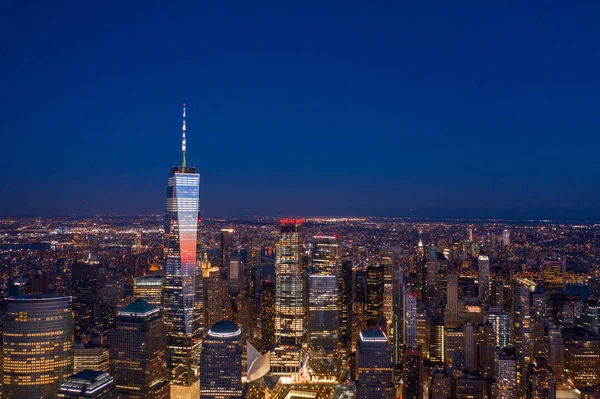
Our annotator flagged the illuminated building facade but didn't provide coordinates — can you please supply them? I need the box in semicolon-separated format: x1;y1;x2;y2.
163;105;203;388
544;258;566;293
109;299;169;399
366;263;384;327
200;320;244;399
402;348;423;399
2;295;74;398
478;255;490;303
261;279;276;351
58;370;117;399
72;258;101;326
527;358;556;399
133;275;163;307
355;329;395;399
272;219;306;377
405;291;417;347
308;235;340;361
339;259;353;359
74;347;110;374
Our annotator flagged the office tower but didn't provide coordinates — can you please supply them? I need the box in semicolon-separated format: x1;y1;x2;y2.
163;104;203;390
109;299;169;399
260;279;276;351
431;369;451;399
446;273;459;324
480;322;496;376
2;295;74;398
272;219;306;378
544;258;566;293
402;348;423;399
58;370;117;399
430;316;445;365
74;348;110;373
494;348;517;398
426;246;439;298
527;358;556;399
200;321;243;399
221;228;234;276
549;326;565;381
339;259;353;360
133;275;163;307
392;257;404;367
30;270;49;293
72;258;101;326
229;253;241;296
466;227;474;242
354;329;395;399
455;372;485;399
203;255;223;328
380;247;394;331
502;229;510;246
488;311;511;348
308;235;340;360
478;255;490;303
366;263;384;326
405;291;417;347
444;326;464;369
464;322;475;370
416;312;429;358
564;328;600;387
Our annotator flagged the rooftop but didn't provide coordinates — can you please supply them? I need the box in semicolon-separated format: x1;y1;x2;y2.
117;298;159;318
207;320;243;340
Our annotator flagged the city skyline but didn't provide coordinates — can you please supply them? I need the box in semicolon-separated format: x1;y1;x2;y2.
2;1;600;219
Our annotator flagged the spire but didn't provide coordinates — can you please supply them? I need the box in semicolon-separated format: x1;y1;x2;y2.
181;103;187;168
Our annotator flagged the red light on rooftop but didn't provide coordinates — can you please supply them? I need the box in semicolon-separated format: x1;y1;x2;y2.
279;219;303;225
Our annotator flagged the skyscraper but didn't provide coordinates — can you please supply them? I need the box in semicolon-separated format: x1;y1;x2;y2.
405;291;417;348
2;295;74;398
260;279;276;352
339;259;353;360
478;255;490;303
134;275;163;307
272;219;306;378
502;229;510;246
544;258;566;294
446;273;459;324
392;252;404;367
200;320;244;399
72;257;101;326
527;358;556;399
308;235;340;362
402;348;423;399
366;263;384;327
163;104;203;390
354;329;395;399
426;246;439;298
109;299;169;399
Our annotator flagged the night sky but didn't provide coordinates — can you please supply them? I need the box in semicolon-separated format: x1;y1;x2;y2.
1;1;600;219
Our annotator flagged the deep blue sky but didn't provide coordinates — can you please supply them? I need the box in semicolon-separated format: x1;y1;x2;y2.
1;1;600;219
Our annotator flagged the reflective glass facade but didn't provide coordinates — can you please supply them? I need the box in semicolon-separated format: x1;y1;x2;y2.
163;166;203;385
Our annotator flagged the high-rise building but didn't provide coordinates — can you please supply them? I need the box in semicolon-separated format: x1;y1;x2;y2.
133;275;163;307
380;247;394;332
444;326;464;369
527;358;556;399
163;105;203;390
464;322;476;370
260;279;276;352
2;295;74;398
478;255;490;303
74;348;110;374
204;258;223;329
272;219;306;378
308;235;340;361
502;229;510;246
544;259;566;294
494;348;517;398
354;329;395;399
200;320;244;399
339;259;353;360
392;254;404;367
72;258;101;326
426;246;439;298
109;299;169;399
405;291;417;348
487;311;511;349
220;228;234;278
455;371;485;399
58;370;117;399
446;273;459;324
366;263;384;327
430;316;445;365
402;348;423;399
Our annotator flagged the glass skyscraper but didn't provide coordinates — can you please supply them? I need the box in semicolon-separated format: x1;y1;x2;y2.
272;219;306;378
308;235;340;363
163;105;203;390
2;295;74;398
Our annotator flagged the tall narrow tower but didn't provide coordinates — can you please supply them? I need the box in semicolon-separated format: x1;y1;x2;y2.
163;104;202;395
